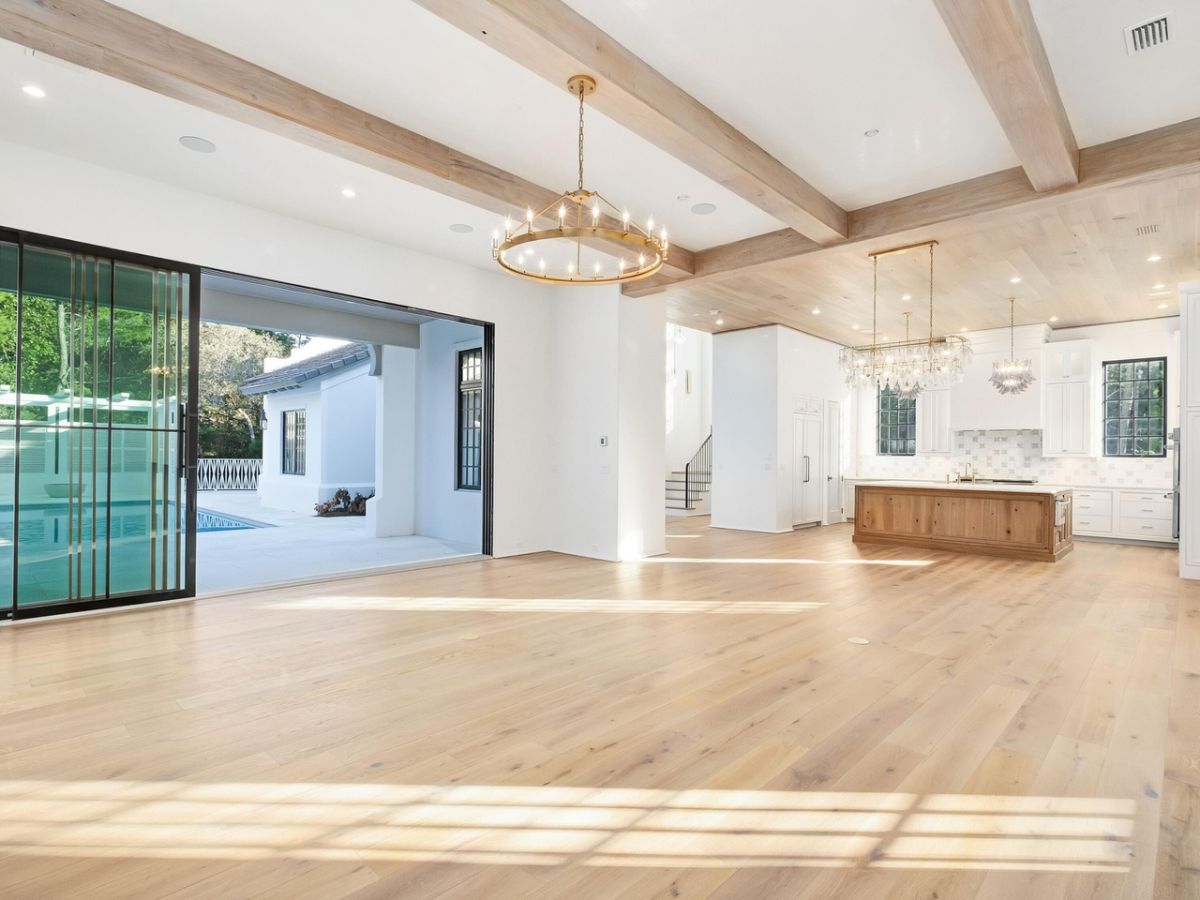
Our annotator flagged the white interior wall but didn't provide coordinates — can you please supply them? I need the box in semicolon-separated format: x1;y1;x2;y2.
617;294;668;560
0;140;662;560
415;319;484;549
665;325;712;474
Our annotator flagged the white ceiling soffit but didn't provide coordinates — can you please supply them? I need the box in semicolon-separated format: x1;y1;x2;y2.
105;0;784;250
0;38;605;275
1030;0;1200;146
561;0;1022;210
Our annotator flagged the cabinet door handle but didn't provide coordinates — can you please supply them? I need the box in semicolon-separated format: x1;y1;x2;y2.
804;455;810;483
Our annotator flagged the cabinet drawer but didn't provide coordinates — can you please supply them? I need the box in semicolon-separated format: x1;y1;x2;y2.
1118;495;1173;520
1073;490;1113;502
1118;516;1174;539
1074;497;1112;515
1073;514;1113;535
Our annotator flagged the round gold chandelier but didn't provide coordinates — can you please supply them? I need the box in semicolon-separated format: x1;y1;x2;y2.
491;74;668;285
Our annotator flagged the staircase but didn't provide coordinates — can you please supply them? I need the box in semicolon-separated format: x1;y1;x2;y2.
666;431;712;517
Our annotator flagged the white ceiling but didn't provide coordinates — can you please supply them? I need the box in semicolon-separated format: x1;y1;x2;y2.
0;39;609;275
1031;0;1200;146
106;0;782;251
562;0;1022;210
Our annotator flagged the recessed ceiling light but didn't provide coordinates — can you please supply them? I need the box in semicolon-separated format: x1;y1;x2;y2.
811;308;820;315
1147;254;1162;262
1158;303;1169;310
864;129;880;138
20;83;45;99
449;223;474;234
901;293;912;301
1009;276;1022;284
691;202;717;216
1049;315;1059;323
715;317;724;326
851;324;860;330
960;326;969;332
178;135;216;153
1153;282;1166;290
340;186;357;198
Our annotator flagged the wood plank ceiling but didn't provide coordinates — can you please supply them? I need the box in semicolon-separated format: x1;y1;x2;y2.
665;173;1200;340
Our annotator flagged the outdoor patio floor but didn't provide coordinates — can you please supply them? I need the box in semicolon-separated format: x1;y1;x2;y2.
195;491;480;594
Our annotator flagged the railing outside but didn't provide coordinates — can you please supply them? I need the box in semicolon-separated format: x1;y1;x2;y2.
684;431;713;508
197;457;262;491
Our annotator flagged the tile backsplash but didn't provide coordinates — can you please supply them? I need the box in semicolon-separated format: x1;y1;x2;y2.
855;430;1172;488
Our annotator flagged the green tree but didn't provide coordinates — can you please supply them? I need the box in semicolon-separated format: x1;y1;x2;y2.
198;324;297;458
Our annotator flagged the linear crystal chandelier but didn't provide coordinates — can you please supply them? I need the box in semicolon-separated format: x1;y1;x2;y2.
838;240;971;397
491;74;668;285
990;297;1036;394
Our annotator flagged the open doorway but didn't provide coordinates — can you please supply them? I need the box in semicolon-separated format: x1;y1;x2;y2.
195;272;490;594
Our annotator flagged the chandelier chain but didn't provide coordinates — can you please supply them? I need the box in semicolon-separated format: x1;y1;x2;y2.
928;244;935;345
576;82;586;193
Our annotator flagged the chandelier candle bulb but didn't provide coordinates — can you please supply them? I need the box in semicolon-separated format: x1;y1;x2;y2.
622;210;630;231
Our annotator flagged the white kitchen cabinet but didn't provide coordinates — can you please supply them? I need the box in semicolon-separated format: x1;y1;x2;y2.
1043;380;1091;457
917;387;952;454
1071;487;1176;543
791;414;823;526
1044;340;1092;382
1042;340;1095;458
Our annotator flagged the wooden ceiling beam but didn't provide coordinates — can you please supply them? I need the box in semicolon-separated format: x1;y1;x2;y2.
623;116;1200;298
412;0;848;244
0;0;695;275
932;0;1079;191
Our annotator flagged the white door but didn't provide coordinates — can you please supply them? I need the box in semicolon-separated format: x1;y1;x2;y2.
825;400;842;523
792;414;822;526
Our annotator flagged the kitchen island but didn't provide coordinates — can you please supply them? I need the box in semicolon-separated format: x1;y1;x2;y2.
854;481;1074;561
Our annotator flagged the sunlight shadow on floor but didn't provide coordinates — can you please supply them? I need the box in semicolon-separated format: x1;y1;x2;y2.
259;597;831;614
0;781;1136;873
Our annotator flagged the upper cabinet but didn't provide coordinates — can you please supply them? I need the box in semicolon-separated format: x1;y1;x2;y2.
1042;340;1095;457
917;387;952;454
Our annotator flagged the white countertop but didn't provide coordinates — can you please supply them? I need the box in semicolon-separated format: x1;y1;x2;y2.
854;480;1070;495
847;478;1172;493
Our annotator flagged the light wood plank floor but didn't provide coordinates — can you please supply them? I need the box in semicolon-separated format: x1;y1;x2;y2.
1;519;1197;899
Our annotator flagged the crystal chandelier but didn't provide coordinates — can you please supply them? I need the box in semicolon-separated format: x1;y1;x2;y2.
491;75;668;285
990;297;1036;395
838;240;971;397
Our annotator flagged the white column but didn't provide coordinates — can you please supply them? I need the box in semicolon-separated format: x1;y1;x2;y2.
1179;282;1200;578
368;345;417;538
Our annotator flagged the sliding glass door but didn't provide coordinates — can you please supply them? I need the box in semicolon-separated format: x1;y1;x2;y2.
0;231;198;619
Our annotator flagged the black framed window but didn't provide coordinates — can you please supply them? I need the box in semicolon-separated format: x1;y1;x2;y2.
457;348;482;490
877;387;916;456
1103;357;1166;457
281;409;306;475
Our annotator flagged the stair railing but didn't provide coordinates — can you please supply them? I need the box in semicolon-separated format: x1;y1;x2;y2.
684;430;713;508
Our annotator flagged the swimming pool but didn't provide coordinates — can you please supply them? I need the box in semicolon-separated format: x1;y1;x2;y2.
1;501;269;609
195;508;272;533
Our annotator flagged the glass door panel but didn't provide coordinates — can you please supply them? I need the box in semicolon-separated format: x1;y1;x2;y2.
7;238;196;617
0;239;16;615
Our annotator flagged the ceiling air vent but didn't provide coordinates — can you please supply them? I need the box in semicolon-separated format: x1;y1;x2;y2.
1124;14;1171;54
1136;224;1160;236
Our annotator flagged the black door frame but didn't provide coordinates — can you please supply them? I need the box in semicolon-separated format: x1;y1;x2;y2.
2;227;201;621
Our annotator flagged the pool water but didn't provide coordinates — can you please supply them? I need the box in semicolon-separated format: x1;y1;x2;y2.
1;501;268;610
